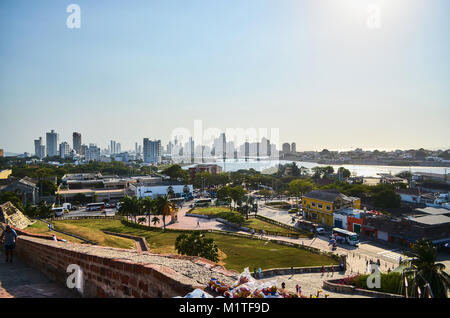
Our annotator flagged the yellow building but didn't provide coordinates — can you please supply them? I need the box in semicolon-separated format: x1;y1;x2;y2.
0;169;12;180
301;189;361;227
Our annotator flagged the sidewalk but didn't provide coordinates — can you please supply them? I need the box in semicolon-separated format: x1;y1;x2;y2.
0;256;74;298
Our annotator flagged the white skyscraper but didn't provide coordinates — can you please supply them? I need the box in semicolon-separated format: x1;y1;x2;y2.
59;142;70;158
46;130;59;157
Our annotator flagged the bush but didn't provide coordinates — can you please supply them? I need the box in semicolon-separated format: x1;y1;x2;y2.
175;232;219;262
352;272;404;295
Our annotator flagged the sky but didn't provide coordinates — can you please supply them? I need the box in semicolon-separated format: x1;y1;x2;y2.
0;0;449;154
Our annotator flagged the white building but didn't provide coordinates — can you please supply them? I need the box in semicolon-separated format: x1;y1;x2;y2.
59;142;71;158
130;182;193;199
46;130;59;157
85;144;100;162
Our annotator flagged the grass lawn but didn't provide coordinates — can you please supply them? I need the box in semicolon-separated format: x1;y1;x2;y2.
51;220;135;250
192;207;303;236
190;207;231;216
52;219;338;272
26;220;84;244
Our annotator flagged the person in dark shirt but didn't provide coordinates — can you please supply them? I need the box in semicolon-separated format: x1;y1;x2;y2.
1;225;18;263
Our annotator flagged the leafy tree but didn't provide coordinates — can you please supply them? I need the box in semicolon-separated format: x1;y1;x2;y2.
162;165;189;182
216;186;231;209
175;232;219;262
167;186;175;199
373;189;401;209
290;162;300;177
37;180;57;196
288;179;314;205
229;186;246;210
73;193;87;205
337;167;351;179
0;192;25;211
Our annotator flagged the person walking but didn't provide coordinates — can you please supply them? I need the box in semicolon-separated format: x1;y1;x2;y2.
196;220;200;228
1;225;18;263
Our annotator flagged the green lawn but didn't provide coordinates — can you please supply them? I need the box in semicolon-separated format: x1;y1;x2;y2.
26;220;84;244
190;207;231;216
52;219;338;272
51;220;135;249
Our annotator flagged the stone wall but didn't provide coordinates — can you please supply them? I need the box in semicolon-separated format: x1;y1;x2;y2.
0;201;32;229
15;236;238;298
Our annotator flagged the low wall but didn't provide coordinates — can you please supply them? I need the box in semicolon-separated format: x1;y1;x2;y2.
323;279;404;298
15;236;237;298
185;213;210;219
102;230;150;251
215;218;249;232
252;265;342;278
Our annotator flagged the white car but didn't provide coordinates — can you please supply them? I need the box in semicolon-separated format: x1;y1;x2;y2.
315;227;325;234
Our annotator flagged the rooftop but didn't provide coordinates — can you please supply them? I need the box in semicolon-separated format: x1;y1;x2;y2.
409;214;450;226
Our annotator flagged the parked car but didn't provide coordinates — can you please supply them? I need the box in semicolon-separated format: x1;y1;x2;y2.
315;227;325;234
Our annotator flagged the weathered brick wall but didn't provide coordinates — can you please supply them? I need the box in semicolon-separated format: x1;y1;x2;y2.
15;236;238;298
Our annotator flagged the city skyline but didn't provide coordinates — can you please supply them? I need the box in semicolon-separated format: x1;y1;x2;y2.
1;0;450;153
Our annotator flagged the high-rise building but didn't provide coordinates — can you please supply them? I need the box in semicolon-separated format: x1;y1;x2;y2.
59;142;70;158
143;138;161;164
34;137;46;159
110;140;116;155
282;143;291;153
85;144;100;162
116;143;121;154
80;144;88;156
73;132;82;154
46;130;59;157
167;141;173;155
0;149;3;157
291;142;296;153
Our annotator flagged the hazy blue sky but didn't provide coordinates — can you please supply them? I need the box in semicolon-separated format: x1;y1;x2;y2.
0;0;449;153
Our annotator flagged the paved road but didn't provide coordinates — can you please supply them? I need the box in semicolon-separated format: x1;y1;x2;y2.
0;253;74;298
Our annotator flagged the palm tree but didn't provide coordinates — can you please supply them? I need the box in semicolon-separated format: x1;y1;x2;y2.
155;195;177;230
119;196;140;223
141;197;155;227
404;239;450;298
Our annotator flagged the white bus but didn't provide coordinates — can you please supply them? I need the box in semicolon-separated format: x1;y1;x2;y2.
193;198;212;207
86;202;105;211
332;228;359;246
52;207;65;217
